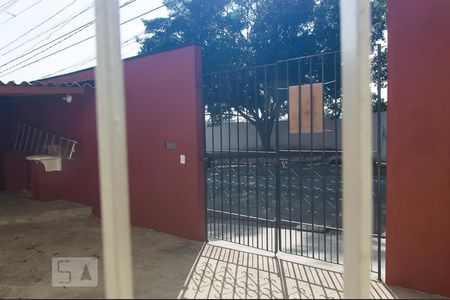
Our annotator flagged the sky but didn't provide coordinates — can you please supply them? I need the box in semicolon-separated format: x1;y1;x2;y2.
0;0;168;82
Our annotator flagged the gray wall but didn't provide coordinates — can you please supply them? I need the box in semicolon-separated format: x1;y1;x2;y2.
205;112;387;161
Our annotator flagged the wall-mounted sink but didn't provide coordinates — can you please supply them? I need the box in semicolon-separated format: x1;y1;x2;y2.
26;155;62;172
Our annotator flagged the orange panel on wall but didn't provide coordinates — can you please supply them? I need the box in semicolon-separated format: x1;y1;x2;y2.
288;85;300;134
289;83;323;134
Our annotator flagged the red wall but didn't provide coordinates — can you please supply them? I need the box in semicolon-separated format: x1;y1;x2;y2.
8;91;100;209
0;106;8;190
5;46;205;241
3;152;28;191
387;1;450;297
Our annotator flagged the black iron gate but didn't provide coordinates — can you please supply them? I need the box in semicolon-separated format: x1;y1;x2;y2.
203;51;386;278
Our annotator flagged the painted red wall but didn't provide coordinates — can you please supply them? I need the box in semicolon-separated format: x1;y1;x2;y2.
0;105;10;190
8;91;100;210
3;152;28;191
5;46;205;241
387;1;450;297
123;46;205;240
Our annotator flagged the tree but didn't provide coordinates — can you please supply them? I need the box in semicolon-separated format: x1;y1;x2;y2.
139;0;249;72
139;0;387;150
370;0;388;111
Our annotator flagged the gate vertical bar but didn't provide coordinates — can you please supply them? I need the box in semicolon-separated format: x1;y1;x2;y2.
309;57;315;258
204;74;217;238
236;71;242;244
219;73;225;241
298;60;304;256
202;75;209;243
287;61;293;254
376;44;383;281
227;72;233;243
264;66;270;251
94;0;133;297
321;54;327;261
245;70;251;247
340;0;373;298
334;52;340;264
275;63;281;254
210;74;217;239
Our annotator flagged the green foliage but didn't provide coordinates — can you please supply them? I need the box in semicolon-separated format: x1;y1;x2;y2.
139;0;249;72
139;0;387;149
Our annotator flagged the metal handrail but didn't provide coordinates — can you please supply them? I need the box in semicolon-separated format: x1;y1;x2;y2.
12;121;79;159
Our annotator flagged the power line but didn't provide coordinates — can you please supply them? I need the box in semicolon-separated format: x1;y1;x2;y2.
120;0;137;7
121;30;146;46
0;0;16;10
0;0;171;76
0;0;138;68
0;0;19;14
0;0;14;10
18;2;94;57
120;1;171;26
0;0;44;27
0;33;94;77
41;54;95;79
4;28;144;77
0;0;78;52
0;20;94;69
0;0;17;11
0;1;94;57
0;22;92;74
0;0;137;59
41;31;146;79
0;2;171;78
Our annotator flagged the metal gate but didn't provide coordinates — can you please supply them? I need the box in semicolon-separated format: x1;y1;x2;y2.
203;51;386;278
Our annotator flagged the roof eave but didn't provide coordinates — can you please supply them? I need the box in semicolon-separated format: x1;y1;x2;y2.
0;86;86;96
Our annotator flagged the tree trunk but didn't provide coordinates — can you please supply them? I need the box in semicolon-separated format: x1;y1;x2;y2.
256;121;274;151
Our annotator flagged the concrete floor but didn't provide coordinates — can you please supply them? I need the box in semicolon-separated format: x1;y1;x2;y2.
0;192;92;226
0;192;446;299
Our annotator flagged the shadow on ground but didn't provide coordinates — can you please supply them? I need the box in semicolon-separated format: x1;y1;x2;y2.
178;243;395;299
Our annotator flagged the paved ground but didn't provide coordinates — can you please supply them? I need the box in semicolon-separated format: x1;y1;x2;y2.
0;213;203;299
206;218;385;275
0;192;91;225
0;192;445;299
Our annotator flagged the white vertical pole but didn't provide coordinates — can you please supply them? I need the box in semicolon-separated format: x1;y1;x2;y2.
340;0;372;299
94;0;134;298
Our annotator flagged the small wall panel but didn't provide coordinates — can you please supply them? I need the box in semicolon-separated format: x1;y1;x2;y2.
288;85;300;134
289;83;323;134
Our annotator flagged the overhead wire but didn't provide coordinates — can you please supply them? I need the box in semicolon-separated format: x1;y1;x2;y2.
0;0;16;10
0;0;79;52
0;1;94;57
0;0;14;10
18;2;95;57
41;30;147;79
0;1;173;78
1;0;138;60
0;0;19;14
0;0;44;27
0;23;94;75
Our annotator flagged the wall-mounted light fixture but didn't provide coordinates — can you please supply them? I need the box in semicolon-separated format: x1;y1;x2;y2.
62;94;73;104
